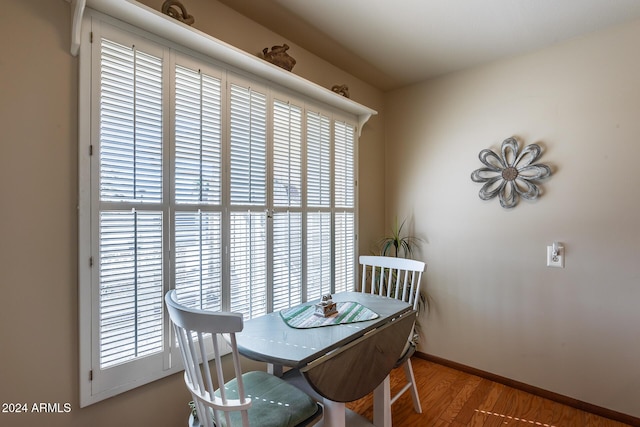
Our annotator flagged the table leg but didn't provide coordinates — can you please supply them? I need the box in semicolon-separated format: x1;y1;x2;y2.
267;363;283;377
322;398;346;427
372;375;391;427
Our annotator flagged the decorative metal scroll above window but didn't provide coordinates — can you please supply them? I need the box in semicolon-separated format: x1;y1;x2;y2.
261;44;296;71
331;84;350;98
162;0;195;26
471;137;552;209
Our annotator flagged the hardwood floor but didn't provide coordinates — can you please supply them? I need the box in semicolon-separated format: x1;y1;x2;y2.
345;357;634;426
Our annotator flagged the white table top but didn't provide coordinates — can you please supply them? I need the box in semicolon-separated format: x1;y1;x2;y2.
236;291;412;369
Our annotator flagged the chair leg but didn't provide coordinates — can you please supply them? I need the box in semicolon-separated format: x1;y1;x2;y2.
403;359;422;414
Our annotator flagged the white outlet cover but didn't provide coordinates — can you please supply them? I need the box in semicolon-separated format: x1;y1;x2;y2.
546;245;565;268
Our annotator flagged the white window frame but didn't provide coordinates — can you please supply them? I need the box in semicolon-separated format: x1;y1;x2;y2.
78;6;374;408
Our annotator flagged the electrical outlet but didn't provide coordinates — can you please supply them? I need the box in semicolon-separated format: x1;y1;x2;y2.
546;244;564;268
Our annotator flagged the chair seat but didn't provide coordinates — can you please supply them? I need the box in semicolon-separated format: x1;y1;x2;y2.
212;371;320;427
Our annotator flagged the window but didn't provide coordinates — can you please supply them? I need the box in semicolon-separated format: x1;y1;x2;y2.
79;14;361;406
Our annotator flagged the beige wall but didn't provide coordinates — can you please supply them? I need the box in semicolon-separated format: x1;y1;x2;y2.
385;19;640;418
0;1;384;426
9;0;637;423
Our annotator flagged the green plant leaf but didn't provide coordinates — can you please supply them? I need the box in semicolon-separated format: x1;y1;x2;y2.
378;217;420;258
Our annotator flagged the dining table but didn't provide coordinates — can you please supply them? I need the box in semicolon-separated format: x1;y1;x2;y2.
236;291;416;427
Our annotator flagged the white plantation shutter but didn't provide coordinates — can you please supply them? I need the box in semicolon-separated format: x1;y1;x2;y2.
230;83;267;205
230;211;267;318
99;39;163;203
306;112;331;208
82;20;364;405
229;81;268;318
306;111;333;299
273;99;302;207
306;211;332;301
174;65;222;205
272;98;303;309
334;211;355;293
334;121;355;209
334;120;356;292
98;37;164;369
174;211;222;310
99;211;164;368
173;62;223;310
273;212;303;310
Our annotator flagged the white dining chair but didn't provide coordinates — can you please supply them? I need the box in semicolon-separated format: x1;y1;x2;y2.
359;255;425;415
165;290;322;427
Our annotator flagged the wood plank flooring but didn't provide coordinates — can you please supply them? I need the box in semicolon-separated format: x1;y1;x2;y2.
345;357;634;426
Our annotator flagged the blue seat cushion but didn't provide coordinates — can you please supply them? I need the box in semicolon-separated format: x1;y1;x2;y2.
213;371;320;427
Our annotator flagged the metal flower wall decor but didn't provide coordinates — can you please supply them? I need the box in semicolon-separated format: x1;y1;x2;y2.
471;137;551;209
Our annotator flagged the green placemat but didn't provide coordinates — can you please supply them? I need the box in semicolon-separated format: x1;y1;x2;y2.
280;301;379;329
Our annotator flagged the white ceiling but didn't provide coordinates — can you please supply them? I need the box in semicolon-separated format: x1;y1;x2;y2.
217;0;640;91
